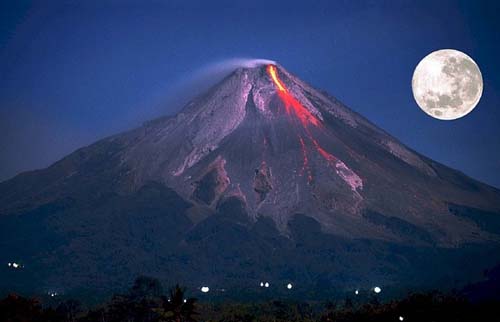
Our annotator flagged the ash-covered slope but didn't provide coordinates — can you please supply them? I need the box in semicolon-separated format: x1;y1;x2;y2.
1;63;500;297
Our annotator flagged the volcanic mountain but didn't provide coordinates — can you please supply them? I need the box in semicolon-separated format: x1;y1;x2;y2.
1;62;500;298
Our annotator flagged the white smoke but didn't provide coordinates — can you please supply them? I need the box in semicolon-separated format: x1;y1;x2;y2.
180;58;276;90
196;58;276;75
148;58;276;117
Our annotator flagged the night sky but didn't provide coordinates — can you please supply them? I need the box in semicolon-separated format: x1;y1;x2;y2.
1;0;499;188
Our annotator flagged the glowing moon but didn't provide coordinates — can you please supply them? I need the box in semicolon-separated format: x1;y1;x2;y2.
412;49;483;120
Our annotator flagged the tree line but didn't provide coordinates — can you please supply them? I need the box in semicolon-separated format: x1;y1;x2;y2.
1;276;499;322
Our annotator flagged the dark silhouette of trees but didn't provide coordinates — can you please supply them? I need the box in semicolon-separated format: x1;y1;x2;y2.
106;276;165;322
56;300;82;322
78;307;106;322
2;281;500;322
156;285;198;322
0;294;44;322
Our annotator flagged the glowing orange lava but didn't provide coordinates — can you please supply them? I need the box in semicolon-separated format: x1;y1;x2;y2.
266;64;344;183
267;65;320;127
312;138;337;164
298;136;313;183
267;65;286;92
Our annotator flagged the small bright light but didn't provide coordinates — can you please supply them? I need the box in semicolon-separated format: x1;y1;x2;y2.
201;286;210;293
264;282;270;288
7;263;11;267
355;290;359;295
374;287;381;294
260;282;264;287
287;283;293;289
399;316;404;321
183;299;187;303
12;263;19;268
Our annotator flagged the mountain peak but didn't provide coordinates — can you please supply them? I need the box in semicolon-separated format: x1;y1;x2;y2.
1;60;500;296
107;62;499;244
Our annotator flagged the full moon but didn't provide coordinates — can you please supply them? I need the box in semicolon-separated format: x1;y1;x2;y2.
412;49;483;120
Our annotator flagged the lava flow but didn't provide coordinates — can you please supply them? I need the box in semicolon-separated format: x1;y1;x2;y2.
298;136;313;182
267;65;320;127
267;64;359;189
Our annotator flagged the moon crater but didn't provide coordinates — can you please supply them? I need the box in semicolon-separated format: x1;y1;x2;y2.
412;49;483;120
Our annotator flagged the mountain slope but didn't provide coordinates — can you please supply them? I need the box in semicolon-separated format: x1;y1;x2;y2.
1;63;500;297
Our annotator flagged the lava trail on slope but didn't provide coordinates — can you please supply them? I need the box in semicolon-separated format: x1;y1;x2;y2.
266;65;362;191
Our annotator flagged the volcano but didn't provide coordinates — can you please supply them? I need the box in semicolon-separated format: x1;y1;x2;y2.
1;62;500;298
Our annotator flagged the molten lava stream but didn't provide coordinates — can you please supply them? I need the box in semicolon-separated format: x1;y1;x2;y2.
267;64;341;180
298;135;313;183
267;65;321;128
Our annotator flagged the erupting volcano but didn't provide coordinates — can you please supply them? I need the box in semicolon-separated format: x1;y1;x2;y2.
1;61;500;297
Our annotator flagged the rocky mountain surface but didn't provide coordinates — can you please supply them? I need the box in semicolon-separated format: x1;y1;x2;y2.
1;62;500;298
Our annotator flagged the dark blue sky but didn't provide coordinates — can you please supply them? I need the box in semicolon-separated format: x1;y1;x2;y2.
1;0;499;187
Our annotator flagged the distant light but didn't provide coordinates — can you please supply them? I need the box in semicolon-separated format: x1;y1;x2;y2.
264;282;270;288
287;283;293;290
399;316;404;321
183;299;187;303
12;263;19;268
374;287;381;294
201;286;210;293
260;282;264;287
355;290;359;295
7;263;11;267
